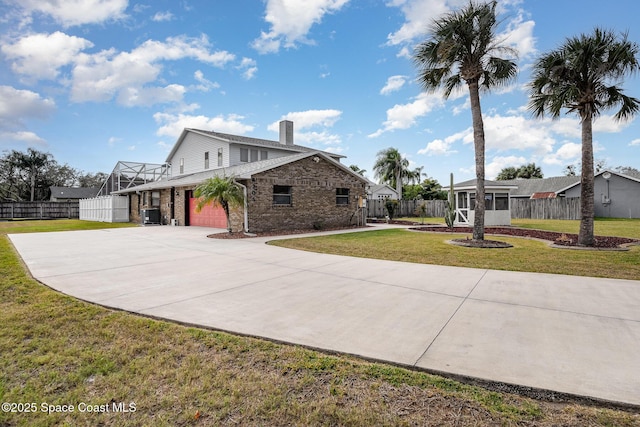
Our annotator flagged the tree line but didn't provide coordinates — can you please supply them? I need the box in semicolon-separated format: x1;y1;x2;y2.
0;148;107;202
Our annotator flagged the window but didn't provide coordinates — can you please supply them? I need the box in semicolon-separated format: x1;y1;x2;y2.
250;149;259;162
179;158;184;174
336;188;350;205
273;185;292;205
495;193;509;210
240;148;249;162
260;150;268;160
204;152;209;169
469;193;476;210
485;193;494;210
151;191;160;207
218;148;223;167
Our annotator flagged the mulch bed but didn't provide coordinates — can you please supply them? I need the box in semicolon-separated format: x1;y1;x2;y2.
207;225;370;239
409;225;639;249
206;221;638;249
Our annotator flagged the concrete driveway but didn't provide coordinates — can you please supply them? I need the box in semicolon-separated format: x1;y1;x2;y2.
9;225;640;407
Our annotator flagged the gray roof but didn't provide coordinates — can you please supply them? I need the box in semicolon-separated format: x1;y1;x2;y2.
498;176;581;197
50;186;100;199
367;183;399;194
114;151;367;194
444;179;518;191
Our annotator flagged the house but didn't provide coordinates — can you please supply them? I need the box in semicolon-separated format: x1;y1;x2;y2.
498;176;580;199
367;183;400;201
500;170;640;218
112;121;369;232
443;179;517;226
50;186;100;201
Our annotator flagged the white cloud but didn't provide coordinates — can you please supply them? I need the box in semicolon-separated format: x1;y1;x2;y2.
193;70;220;92
70;35;235;105
11;0;128;27
269;109;342;131
117;84;186;107
542;142;581;165
380;75;407;95
237;57;258;80
418;128;468;156
461;114;556;155
153;112;254;138
630;138;640;146
0;131;47;146
498;12;536;58
0;86;56;128
593;114;634;133
152;11;173;22
252;0;350;54
268;109;343;148
385;0;451;46
1;31;93;80
486;155;528;179
368;91;449;137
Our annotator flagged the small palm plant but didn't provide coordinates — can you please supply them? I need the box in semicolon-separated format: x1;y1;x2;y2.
194;175;245;233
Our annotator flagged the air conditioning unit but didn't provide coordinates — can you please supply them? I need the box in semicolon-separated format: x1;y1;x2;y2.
141;208;160;225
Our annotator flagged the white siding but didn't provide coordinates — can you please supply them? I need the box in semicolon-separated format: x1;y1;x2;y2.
168;132;230;175
79;196;129;223
228;144;297;166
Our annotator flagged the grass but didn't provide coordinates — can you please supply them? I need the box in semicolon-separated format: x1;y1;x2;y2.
1;220;639;426
272;218;640;280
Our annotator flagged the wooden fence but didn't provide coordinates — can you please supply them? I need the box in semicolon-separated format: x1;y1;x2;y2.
0;201;79;219
368;197;582;220
510;198;581;220
367;199;447;218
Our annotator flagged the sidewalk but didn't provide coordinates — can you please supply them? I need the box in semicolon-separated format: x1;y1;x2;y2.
9;225;640;406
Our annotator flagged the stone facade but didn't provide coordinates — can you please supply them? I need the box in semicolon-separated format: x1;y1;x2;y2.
242;156;366;233
126;155;366;232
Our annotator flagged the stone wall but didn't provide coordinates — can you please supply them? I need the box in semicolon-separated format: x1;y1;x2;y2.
243;156;366;233
125;156;366;231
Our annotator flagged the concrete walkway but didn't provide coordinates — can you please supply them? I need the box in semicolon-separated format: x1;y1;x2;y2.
8;225;640;407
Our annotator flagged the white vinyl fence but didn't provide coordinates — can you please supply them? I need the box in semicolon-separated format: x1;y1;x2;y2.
79;195;129;223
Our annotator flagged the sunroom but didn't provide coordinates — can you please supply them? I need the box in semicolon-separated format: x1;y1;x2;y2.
444;179;517;226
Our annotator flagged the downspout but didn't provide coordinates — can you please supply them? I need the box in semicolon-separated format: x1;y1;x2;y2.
235;181;249;233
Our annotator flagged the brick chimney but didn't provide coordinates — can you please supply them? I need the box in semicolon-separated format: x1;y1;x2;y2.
279;120;293;145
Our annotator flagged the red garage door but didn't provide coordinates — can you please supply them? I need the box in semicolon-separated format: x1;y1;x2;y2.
188;198;227;228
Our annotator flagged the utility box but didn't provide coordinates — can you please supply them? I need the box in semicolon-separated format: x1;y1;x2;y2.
141;208;160;225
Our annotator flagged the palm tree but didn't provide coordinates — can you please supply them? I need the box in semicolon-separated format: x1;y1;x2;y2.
349;164;367;176
413;1;517;241
529;28;640;246
372;147;412;197
194;175;245;233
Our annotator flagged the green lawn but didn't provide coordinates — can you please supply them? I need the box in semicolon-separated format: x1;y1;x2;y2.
1;220;638;426
270;218;640;280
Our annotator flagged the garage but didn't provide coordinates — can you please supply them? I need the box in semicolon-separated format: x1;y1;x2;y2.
188;197;227;228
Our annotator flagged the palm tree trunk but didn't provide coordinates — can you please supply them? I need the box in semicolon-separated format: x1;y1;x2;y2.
222;201;232;233
468;80;485;240
578;113;595;246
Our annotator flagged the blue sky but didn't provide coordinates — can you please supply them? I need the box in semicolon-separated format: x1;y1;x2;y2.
1;0;640;185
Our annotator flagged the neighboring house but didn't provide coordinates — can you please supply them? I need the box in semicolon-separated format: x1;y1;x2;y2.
561;170;640;218
367;183;400;200
112;121;368;232
499;176;580;199
443;179;517;226
50;186;99;201
500;170;640;218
